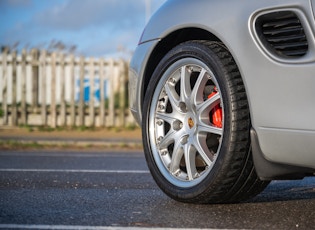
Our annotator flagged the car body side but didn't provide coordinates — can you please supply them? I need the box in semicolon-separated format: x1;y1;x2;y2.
129;0;315;179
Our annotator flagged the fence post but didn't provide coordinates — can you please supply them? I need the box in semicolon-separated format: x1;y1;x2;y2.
31;49;39;113
78;56;85;127
69;54;75;127
21;49;27;125
1;47;8;125
60;53;66;126
99;58;105;127
11;51;18;126
89;58;95;127
50;52;57;128
108;59;115;127
40;50;47;126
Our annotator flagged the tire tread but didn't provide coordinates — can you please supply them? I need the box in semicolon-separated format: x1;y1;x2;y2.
194;41;269;203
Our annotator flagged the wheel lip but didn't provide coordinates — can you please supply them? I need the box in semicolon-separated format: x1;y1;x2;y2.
148;57;224;188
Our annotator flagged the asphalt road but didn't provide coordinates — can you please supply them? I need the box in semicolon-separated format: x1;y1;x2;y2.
1;150;315;229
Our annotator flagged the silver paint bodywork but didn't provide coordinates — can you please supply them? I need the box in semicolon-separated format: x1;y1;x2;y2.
129;0;315;172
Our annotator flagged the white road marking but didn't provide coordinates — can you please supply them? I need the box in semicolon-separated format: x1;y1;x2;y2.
0;225;215;230
0;169;149;174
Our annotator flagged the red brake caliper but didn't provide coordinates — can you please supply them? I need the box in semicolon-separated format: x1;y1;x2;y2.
208;87;222;128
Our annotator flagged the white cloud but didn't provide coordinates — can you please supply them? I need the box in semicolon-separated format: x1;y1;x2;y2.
0;0;166;57
34;0;146;31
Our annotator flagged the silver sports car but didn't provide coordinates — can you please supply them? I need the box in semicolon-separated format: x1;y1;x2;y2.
129;0;315;203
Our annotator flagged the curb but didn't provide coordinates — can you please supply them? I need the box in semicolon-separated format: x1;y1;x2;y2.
0;127;143;150
0;137;143;150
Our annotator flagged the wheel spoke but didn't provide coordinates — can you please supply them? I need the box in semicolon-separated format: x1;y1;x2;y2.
197;92;220;114
164;83;180;110
158;129;176;149
193;134;214;164
169;141;184;174
156;111;177;125
180;66;191;104
191;68;208;105
184;143;197;181
198;122;223;136
158;125;186;150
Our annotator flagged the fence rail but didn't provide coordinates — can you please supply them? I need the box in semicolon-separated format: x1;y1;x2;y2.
0;48;135;128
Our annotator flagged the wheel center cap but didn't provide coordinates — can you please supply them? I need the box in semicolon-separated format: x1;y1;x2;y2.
188;117;194;129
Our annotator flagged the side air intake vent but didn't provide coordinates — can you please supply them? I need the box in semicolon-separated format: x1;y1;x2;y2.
256;11;308;58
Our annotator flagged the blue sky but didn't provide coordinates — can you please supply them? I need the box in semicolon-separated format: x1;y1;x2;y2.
0;0;165;58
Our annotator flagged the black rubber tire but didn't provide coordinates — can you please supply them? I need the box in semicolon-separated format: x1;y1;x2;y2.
142;40;269;204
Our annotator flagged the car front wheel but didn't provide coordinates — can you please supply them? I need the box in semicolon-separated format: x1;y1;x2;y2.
142;41;269;204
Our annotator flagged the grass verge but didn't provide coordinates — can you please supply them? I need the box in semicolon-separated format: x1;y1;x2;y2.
0;140;143;151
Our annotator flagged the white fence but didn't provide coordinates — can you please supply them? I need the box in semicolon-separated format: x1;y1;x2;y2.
0;48;135;128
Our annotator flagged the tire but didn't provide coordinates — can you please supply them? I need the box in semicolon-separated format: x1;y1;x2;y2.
142;40;269;204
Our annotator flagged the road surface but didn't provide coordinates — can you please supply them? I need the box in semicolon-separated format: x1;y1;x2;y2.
1;150;315;229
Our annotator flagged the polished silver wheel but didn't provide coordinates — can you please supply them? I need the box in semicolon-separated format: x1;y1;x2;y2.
149;58;223;188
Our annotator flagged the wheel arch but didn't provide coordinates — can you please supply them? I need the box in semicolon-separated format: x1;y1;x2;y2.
141;28;222;106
